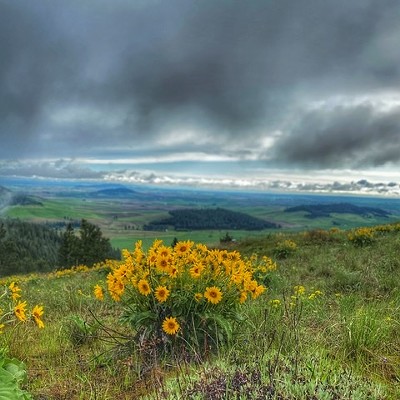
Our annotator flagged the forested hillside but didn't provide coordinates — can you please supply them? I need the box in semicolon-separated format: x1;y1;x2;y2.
144;207;279;231
0;219;61;276
285;202;390;219
0;218;119;276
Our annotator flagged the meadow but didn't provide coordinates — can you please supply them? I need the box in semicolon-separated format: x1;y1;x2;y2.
1;222;400;399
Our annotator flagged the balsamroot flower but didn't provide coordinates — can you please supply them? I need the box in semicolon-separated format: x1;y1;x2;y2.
32;305;45;328
204;286;223;305
162;316;180;335
14;301;27;322
174;240;193;256
155;286;170;303
94;284;104;301
137;279;151;296
9;282;21;301
101;239;271;355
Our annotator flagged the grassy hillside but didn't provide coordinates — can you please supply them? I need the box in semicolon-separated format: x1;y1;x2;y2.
0;223;399;399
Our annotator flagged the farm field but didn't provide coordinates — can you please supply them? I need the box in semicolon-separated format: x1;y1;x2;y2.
1;222;400;399
2;178;400;251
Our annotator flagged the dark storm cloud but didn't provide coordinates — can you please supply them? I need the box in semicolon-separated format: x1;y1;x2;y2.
1;0;400;168
270;103;400;168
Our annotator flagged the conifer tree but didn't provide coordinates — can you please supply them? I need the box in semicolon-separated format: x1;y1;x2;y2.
58;223;79;268
78;219;113;266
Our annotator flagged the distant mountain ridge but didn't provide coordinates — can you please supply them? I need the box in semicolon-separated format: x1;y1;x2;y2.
88;187;138;198
284;203;390;219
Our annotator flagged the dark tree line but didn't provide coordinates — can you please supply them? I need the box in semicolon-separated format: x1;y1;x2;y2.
58;219;119;268
0;218;119;277
0;219;62;276
285;203;390;219
144;207;278;231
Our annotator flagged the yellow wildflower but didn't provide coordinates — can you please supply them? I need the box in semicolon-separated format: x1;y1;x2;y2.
133;240;145;263
168;265;179;278
156;255;170;273
114;264;132;282
94;284;104;301
293;285;305;296
107;273;124;301
137;279;151;296
155;286;170;303
204;286;223;305
190;263;204;279
162;316;180;335
251;284;266;299
194;293;203;302
9;282;21;301
158;245;172;259
174;240;193;256
32;305;45;329
14;301;27;322
270;299;281;308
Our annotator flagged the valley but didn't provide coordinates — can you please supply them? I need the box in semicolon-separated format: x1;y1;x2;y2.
1;177;399;250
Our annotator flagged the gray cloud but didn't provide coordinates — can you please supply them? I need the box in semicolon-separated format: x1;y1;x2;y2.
270;103;400;168
1;158;399;196
0;159;103;180
0;0;400;174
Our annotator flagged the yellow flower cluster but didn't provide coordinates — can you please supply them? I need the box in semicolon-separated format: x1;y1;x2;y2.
96;240;268;336
0;260;116;289
269;299;281;308
50;260;114;279
347;227;375;246
290;285;323;308
347;222;400;247
0;282;45;331
274;238;298;258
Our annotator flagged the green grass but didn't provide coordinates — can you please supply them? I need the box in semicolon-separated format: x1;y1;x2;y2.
6;198;103;221
109;229;276;251
1;224;400;398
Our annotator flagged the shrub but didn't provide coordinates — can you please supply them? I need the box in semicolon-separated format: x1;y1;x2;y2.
273;239;297;258
94;240;269;360
302;229;339;244
348;227;375;247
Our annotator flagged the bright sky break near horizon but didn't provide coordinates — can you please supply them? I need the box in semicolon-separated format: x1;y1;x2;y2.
1;0;400;196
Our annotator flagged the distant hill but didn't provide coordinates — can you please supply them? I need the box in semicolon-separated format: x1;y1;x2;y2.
284;203;390;219
0;186;13;209
10;193;43;206
0;186;43;208
89;187;138;198
0;186;12;196
144;207;279;231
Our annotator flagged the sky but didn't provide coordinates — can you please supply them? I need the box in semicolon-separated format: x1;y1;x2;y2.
1;0;400;196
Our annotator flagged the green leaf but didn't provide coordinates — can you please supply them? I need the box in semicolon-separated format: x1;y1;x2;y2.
123;310;156;329
0;356;32;400
205;313;233;342
3;358;27;383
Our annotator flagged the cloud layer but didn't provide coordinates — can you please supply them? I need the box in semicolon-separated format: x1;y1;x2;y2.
1;0;400;183
1;159;399;197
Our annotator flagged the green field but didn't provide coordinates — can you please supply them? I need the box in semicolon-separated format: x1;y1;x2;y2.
5;194;399;252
